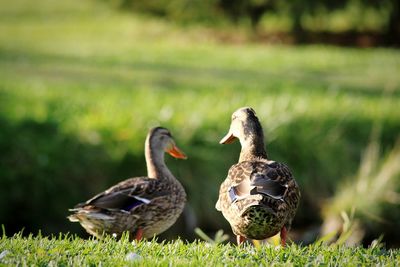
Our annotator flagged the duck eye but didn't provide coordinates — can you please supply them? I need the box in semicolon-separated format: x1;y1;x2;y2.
160;133;172;140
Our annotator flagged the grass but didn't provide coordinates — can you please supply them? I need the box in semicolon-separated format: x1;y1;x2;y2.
0;0;399;243
1;233;399;266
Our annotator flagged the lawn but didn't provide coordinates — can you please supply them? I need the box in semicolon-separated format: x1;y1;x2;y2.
0;0;400;247
1;233;399;266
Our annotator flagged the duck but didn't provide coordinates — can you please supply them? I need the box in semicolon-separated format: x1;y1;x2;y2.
68;127;187;240
216;107;300;246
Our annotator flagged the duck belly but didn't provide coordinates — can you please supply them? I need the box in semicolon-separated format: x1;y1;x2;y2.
140;202;185;238
136;194;186;238
233;205;284;240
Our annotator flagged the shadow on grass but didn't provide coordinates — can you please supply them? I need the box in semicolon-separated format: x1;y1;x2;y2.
0;115;144;237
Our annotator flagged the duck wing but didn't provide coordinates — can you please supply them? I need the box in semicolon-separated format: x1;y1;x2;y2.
249;173;287;199
74;177;167;212
217;160;297;210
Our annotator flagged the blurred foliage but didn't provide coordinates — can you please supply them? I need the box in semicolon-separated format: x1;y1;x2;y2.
0;0;399;245
106;0;400;44
109;0;219;24
194;228;229;244
322;134;400;246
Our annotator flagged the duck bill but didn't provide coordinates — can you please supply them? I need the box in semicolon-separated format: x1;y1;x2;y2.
167;145;187;159
219;131;237;144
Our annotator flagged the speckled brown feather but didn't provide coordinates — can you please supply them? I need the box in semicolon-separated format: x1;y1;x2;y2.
216;159;300;239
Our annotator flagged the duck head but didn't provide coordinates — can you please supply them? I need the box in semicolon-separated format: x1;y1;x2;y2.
148;127;187;159
220;107;267;161
220;107;263;145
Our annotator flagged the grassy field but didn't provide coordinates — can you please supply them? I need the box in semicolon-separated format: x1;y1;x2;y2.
0;0;400;245
1;233;399;266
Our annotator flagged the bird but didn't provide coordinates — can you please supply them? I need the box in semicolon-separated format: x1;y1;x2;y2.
68;127;187;240
216;107;300;246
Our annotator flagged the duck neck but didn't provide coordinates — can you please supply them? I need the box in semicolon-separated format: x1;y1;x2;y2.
238;134;268;162
145;138;173;179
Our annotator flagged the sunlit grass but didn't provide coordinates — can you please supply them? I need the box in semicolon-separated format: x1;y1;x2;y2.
0;232;399;266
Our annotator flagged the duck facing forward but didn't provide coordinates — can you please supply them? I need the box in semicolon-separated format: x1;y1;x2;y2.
68;127;187;240
216;107;300;245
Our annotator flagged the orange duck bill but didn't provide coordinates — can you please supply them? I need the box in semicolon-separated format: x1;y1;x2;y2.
167;144;187;159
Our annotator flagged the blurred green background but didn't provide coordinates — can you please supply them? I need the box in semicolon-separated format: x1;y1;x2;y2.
0;0;399;246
